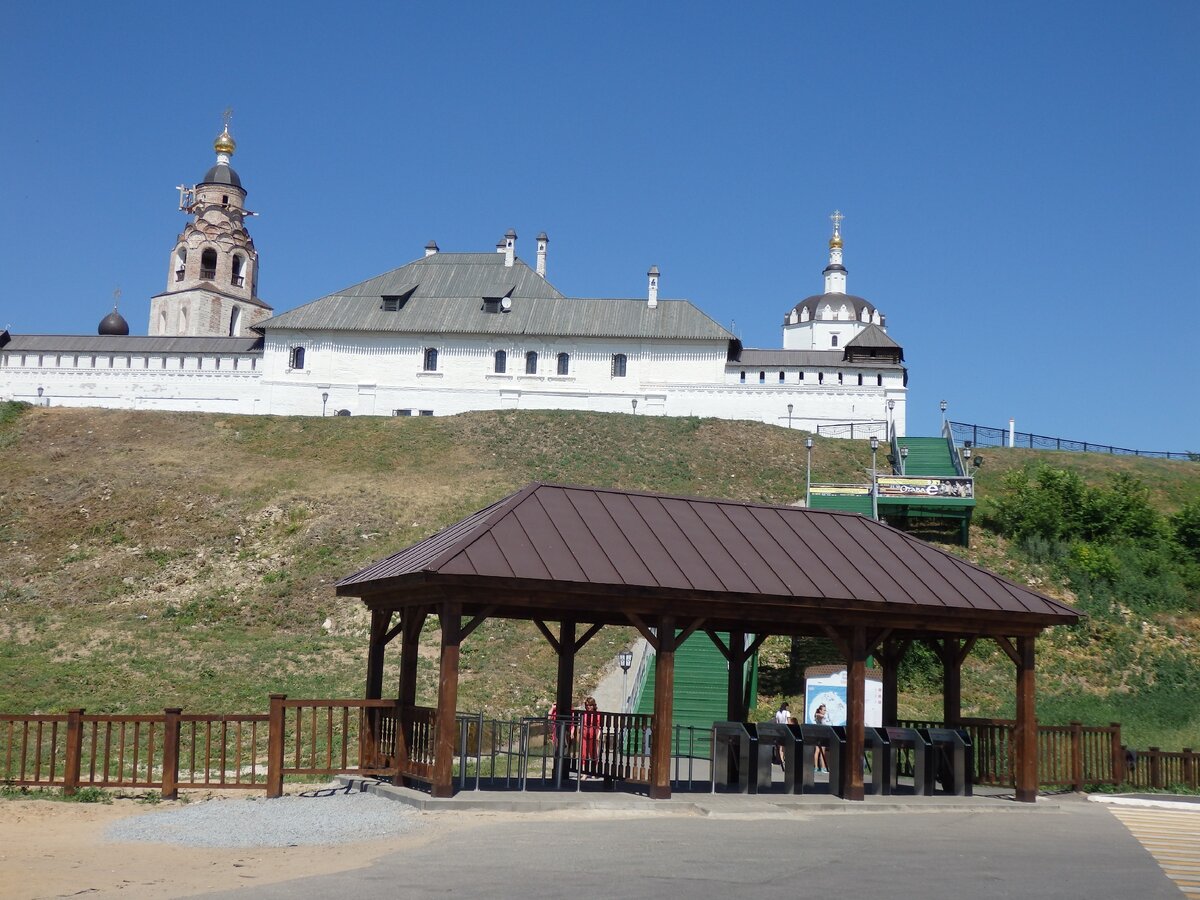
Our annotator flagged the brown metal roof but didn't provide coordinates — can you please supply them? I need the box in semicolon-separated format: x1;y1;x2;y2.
337;484;1080;634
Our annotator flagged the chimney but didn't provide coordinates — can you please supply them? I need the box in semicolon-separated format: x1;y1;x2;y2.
496;240;506;253
536;232;548;278
425;240;439;257
504;229;517;268
647;266;660;308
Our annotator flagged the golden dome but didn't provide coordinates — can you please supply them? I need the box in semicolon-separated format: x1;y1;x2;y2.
213;125;236;156
829;234;843;249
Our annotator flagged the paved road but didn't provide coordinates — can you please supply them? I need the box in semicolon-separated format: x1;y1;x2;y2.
201;796;1182;899
1108;804;1200;898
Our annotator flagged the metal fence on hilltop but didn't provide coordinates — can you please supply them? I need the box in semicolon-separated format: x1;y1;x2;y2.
950;422;1197;462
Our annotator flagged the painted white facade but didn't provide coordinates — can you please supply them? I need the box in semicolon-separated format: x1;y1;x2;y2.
0;133;907;436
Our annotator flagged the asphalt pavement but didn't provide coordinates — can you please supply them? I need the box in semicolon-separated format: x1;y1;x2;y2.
197;793;1184;899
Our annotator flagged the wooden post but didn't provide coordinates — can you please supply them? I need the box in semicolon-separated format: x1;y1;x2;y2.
63;708;85;797
1013;636;1037;803
266;693;286;798
396;612;423;781
941;639;962;725
1149;747;1162;789
553;618;576;786
1110;723;1123;787
726;630;746;722
365;608;388;700
1070;721;1084;792
1181;748;1194;790
649;617;676;800
162;708;182;800
844;627;867;801
431;602;461;798
879;638;908;726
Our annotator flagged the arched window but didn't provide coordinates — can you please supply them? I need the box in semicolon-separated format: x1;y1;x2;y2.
494;350;506;373
738;370;745;383
179;305;189;334
556;352;569;375
837;372;843;385
611;353;628;378
778;372;785;383
200;249;217;280
818;372;824;384
231;254;245;287
525;351;538;374
758;371;765;384
831;335;839;347
158;309;167;334
290;346;306;369
175;246;187;282
877;374;883;386
424;347;438;372
857;373;863;386
229;307;241;337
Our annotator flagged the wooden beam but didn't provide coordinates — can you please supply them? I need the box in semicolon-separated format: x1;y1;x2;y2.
383;611;404;646
955;636;978;667
941;638;963;725
993;635;1021;666
675;617;705;648
706;629;731;661
745;632;770;656
1014;635;1038;803
533;619;560;653
649;616;676;800
459;606;494;642
573;622;604;654
627;612;659;650
822;624;851;659
879;637;909;727
726;629;746;722
555;619;576;719
844;626;867;801
431;602;461;798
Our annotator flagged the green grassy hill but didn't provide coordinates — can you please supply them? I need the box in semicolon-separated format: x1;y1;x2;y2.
1;403;1197;749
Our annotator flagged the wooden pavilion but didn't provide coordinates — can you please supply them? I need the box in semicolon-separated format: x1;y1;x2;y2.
336;483;1081;801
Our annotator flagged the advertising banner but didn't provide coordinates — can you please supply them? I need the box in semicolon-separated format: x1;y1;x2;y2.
803;668;883;727
876;476;974;499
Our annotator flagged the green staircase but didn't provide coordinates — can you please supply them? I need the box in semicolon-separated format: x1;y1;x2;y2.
635;631;755;753
894;436;958;476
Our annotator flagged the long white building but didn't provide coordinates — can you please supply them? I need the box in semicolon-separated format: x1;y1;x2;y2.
0;126;907;435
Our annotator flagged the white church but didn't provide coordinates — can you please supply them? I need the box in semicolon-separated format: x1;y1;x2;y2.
0;125;907;435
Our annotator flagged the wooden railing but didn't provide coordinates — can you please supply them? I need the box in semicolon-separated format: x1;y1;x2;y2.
1125;747;1199;791
572;711;652;783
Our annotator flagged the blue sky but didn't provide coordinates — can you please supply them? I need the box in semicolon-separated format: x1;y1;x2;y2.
2;2;1197;450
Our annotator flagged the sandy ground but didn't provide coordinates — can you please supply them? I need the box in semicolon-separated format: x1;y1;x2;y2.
0;789;449;900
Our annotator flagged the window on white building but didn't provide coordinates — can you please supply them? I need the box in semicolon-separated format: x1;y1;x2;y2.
494;350;506;373
818;372;824;384
877;374;883;386
525;351;538;374
394;409;412;416
612;354;628;378
831;334;839;347
778;372;785;383
419;410;433;416
758;371;765;384
857;373;863;386
423;348;438;371
290;346;306;370
557;353;569;376
837;372;843;385
738;370;745;383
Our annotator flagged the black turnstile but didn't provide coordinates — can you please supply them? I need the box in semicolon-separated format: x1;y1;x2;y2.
800;724;844;797
884;726;934;796
712;722;757;793
755;721;801;793
922;727;974;796
862;727;892;796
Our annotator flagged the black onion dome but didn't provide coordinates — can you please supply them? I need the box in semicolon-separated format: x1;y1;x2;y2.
201;162;242;188
98;309;130;336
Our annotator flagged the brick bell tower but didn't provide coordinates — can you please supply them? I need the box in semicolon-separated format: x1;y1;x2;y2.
148;116;272;337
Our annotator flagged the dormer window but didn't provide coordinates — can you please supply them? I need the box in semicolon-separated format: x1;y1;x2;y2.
381;296;404;311
482;298;501;314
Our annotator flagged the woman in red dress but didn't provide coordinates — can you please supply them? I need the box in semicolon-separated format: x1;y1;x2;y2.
580;696;601;771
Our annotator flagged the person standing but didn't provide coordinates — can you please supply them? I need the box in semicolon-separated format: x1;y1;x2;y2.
773;702;790;764
813;703;829;773
580;696;601;776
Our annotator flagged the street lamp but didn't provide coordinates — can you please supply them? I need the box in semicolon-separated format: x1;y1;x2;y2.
869;434;879;520
618;649;634;712
805;437;813;507
887;398;895;439
940;399;948;428
631;398;638;415
321;391;329;417
900;445;908;476
787;403;793;430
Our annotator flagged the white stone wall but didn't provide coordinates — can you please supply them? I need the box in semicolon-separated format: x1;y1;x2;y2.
0;351;263;413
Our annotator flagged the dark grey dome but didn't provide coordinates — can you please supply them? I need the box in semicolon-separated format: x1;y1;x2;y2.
201;162;242;188
784;293;881;326
98;309;129;336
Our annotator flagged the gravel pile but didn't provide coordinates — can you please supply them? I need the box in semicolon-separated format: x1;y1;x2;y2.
105;788;422;848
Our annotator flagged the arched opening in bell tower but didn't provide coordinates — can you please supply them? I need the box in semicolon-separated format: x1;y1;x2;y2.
200;249;217;281
175;246;187;282
231;254;245;287
229;307;242;337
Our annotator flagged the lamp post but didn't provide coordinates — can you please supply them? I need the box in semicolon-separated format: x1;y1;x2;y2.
870;434;879;520
887;398;895;439
618;649;634;713
940;399;948;429
37;386;44;407
805;437;813;507
321;391;329;417
900;445;908;476
787;403;793;430
631;398;638;415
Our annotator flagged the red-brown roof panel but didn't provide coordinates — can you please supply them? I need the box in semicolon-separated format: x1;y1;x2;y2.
621;494;727;592
535;488;630;585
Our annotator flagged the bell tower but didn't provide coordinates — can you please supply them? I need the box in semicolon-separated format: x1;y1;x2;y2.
149;115;272;337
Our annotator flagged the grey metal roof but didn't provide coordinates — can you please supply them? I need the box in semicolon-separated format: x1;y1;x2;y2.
201;163;242;189
731;348;903;369
844;323;900;349
2;335;264;353
336;483;1081;630
263;253;733;341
